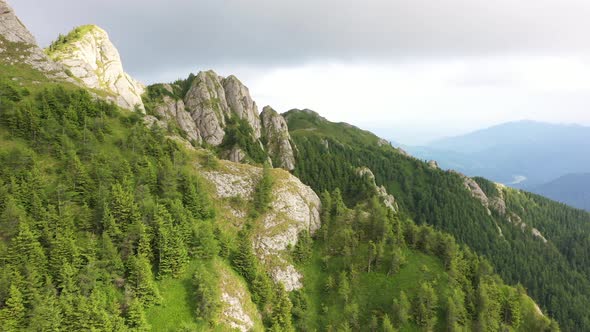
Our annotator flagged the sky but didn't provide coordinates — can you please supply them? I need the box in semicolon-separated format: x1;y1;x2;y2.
11;0;590;145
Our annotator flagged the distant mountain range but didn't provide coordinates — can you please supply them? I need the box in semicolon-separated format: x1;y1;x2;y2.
402;120;590;210
530;173;590;211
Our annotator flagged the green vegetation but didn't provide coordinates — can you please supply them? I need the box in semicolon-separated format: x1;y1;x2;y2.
291;190;556;331
46;25;97;56
473;177;500;198
0;46;573;331
0;83;228;331
286;109;590;331
218;115;269;164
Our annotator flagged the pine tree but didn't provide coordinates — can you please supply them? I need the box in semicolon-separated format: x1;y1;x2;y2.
382;314;397;332
231;230;257;282
110;182;139;229
388;247;406;276
0;284;26;331
28;289;63;331
127;254;161;306
10;220;47;273
447;295;459;332
370;313;379;331
413;282;438;330
393;291;410;326
193;266;221;324
101;204;122;240
252;162;274;215
126;298;151;331
190;220;219;259
338;271;351;304
270;284;294;331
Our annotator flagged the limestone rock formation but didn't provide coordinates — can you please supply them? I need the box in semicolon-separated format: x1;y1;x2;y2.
0;0;69;80
153;96;201;143
260;106;296;170
221;146;246;163
507;212;548;243
356;167;397;212
200;160;321;291
217;262;262;332
181;71;265;147
46;25;145;111
223;75;262;139
428;160;439;169
183;70;229;145
151;71;297;166
453;171;492;213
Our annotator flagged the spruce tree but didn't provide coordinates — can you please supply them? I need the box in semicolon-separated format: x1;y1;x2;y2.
382;314;397;332
127;254;161;306
0;284;26;331
126;298;151;332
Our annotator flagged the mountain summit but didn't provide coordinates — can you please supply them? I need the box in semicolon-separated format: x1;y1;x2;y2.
46;25;146;112
0;0;69;80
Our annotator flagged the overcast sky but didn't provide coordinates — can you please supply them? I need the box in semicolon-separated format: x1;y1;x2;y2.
11;0;590;144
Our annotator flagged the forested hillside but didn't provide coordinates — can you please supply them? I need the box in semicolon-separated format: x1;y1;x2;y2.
0;72;557;331
286;109;590;331
0;1;570;330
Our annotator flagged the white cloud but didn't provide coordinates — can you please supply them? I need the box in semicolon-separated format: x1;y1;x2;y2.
223;57;590;144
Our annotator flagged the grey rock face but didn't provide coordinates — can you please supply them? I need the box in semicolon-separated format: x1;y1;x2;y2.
221;146;246;163
154;96;201;144
223;75;262;139
428;160;439;169
0;0;35;45
201;161;321;291
46;25;145;112
260;106;296;170
183;71;229;146
0;0;70;80
356;167;397;212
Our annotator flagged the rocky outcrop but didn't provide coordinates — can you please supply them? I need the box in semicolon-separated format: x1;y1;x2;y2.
220;146;246;163
457;171;548;243
397;147;410;157
357;167;397;212
489;184;507;216
463;176;490;210
0;0;70;80
428;160;439;169
180;71;266;147
183;71;229;145
151;71;300;167
223;75;262;139
46;25;145;112
377;138;390;147
153;96;201;143
507;212;548;243
261;106;296;170
200;160;321;291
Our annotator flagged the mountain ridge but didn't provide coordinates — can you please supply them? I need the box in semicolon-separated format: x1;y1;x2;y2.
0;2;574;330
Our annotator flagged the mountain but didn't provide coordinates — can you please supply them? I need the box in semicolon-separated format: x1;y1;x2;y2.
530;173;590;211
0;0;71;82
142;72;296;170
45;25;146;112
0;1;573;331
286;109;590;331
404;121;590;188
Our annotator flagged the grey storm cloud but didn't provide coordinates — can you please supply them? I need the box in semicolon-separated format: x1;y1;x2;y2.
11;0;590;80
